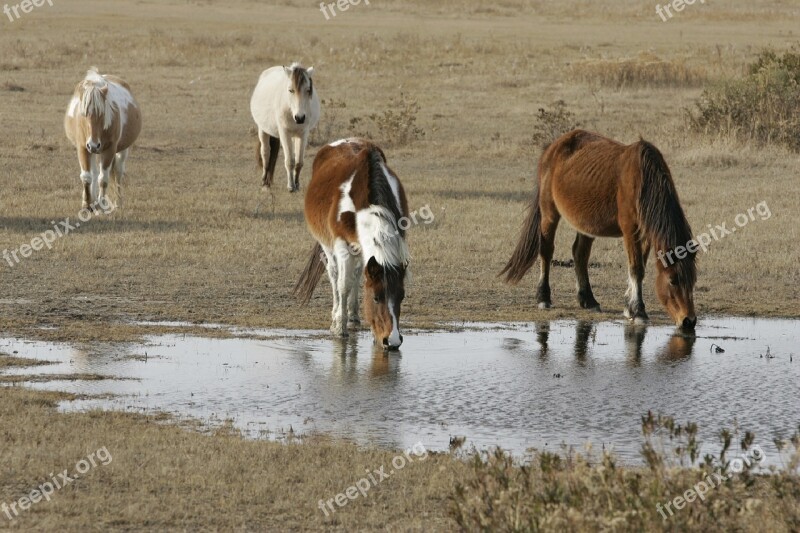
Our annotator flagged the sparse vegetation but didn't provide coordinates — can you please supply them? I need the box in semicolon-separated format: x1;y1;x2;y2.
308;98;350;147
451;415;800;532
687;48;800;151
529;100;582;148
571;53;707;89
350;93;426;147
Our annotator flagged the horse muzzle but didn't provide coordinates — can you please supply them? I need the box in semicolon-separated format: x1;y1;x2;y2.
382;334;403;351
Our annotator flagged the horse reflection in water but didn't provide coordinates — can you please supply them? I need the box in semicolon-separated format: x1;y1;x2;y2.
329;336;402;382
517;321;696;362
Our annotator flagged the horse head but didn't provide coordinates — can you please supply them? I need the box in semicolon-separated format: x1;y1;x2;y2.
363;257;406;350
655;255;697;331
77;70;112;153
283;63;315;125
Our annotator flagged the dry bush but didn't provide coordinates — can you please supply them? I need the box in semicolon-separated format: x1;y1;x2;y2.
686;47;800;152
450;415;800;532
571;53;708;89
308;98;351;147
350;93;426;147
529;100;582;148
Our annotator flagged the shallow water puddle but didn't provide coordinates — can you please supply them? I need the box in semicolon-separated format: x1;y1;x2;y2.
2;317;798;463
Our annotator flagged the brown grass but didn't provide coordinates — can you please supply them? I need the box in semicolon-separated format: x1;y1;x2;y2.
570;53;708;88
1;0;799;529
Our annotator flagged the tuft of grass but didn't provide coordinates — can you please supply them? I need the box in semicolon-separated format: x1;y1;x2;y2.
450;415;800;532
308;98;351;147
350;93;426;147
571;53;708;89
529;100;582;148
686;47;800;152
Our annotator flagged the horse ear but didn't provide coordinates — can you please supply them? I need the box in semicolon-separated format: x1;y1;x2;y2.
365;256;382;280
283;66;292;77
307;67;315;77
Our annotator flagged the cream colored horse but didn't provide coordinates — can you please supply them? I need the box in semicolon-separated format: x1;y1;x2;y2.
64;68;141;210
250;63;320;192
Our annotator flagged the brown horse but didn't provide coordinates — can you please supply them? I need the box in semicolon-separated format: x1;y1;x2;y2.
64;68;141;210
294;139;410;349
501;130;697;330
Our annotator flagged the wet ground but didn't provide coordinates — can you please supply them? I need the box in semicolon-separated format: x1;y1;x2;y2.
1;317;797;464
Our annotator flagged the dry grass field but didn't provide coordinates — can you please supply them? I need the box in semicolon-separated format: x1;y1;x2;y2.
1;0;800;530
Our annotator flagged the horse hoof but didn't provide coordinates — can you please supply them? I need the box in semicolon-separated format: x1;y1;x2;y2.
538;302;552;310
633;315;649;326
347;319;361;329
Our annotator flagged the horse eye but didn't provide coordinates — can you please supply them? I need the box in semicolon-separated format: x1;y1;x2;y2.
669;278;678;286
288;88;295;94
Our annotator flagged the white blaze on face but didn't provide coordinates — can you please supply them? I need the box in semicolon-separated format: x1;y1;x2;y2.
386;297;402;347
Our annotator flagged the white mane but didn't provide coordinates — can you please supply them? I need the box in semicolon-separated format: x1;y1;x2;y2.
356;205;411;269
78;68;134;131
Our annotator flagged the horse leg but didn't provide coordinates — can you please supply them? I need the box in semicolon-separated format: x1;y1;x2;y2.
347;254;362;328
536;212;560;309
96;150;115;212
622;232;648;324
572;233;600;310
332;240;353;337
258;130;279;189
279;131;297;193
292;133;308;191
321;245;340;327
266;136;280;190
77;148;93;210
89;153;100;209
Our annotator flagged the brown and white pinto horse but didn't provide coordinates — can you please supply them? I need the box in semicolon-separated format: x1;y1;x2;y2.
64;68;141;210
502;130;697;330
295;139;410;350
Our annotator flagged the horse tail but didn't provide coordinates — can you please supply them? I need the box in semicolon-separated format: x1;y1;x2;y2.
500;183;542;284
293;242;327;305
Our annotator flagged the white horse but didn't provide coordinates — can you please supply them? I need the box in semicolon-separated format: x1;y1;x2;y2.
250;63;320;192
64;68;141;210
